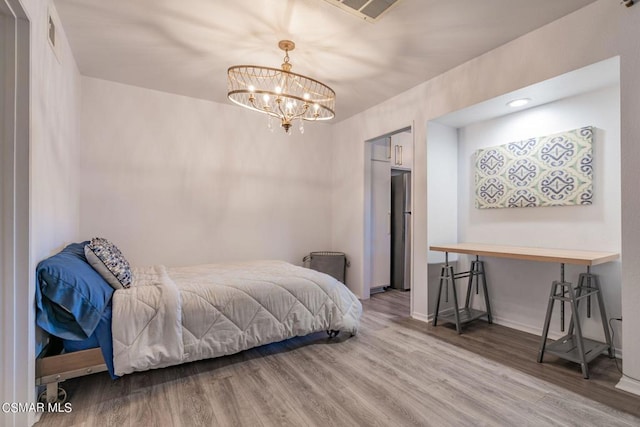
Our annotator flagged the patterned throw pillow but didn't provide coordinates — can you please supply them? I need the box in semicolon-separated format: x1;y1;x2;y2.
84;237;132;289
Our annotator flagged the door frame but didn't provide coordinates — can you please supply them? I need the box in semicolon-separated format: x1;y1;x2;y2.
1;0;31;425
364;125;413;301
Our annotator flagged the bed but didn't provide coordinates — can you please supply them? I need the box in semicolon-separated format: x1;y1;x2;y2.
35;240;362;402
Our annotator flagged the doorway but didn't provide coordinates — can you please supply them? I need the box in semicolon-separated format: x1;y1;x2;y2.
366;127;413;315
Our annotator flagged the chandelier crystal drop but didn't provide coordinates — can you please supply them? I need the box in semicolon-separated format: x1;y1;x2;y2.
227;40;336;134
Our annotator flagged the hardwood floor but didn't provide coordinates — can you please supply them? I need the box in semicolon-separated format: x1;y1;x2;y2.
37;290;639;426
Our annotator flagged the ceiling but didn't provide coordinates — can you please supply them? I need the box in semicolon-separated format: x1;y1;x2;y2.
435;57;619;128
54;0;599;122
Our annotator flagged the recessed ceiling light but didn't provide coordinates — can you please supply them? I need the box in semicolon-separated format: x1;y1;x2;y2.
507;98;531;108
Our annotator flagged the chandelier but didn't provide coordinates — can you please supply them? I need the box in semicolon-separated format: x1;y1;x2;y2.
227;40;336;134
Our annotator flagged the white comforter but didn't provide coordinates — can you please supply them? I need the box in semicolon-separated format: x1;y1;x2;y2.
112;260;362;376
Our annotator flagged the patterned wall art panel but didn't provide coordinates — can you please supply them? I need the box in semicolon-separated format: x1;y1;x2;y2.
475;126;593;209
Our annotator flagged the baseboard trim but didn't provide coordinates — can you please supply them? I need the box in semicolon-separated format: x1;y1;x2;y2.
492;315;622;358
491;315;563;341
616;376;640;396
408;312;621;358
410;312;430;323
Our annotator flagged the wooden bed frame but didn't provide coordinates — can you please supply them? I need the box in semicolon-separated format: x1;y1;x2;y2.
36;337;108;403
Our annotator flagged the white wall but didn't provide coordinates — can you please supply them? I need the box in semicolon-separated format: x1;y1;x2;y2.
425;121;459;316
2;1;81;426
331;0;640;391
426;121;458;264
29;2;81;264
79;77;333;270
456;85;621;341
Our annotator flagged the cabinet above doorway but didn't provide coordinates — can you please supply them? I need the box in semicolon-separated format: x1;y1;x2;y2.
391;131;412;170
371;131;413;169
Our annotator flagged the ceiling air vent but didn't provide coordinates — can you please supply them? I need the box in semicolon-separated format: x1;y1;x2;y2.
323;0;401;22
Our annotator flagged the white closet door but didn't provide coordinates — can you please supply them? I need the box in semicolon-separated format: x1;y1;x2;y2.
371;159;390;290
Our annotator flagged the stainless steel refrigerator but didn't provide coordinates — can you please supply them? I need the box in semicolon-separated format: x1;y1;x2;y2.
390;171;411;290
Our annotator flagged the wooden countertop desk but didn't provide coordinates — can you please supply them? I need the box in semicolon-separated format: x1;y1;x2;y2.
429;242;619;266
429;242;618;377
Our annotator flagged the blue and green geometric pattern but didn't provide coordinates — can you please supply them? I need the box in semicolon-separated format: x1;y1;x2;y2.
475;126;593;209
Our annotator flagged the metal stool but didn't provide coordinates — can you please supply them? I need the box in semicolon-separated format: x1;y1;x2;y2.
433;254;493;334
537;265;613;378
